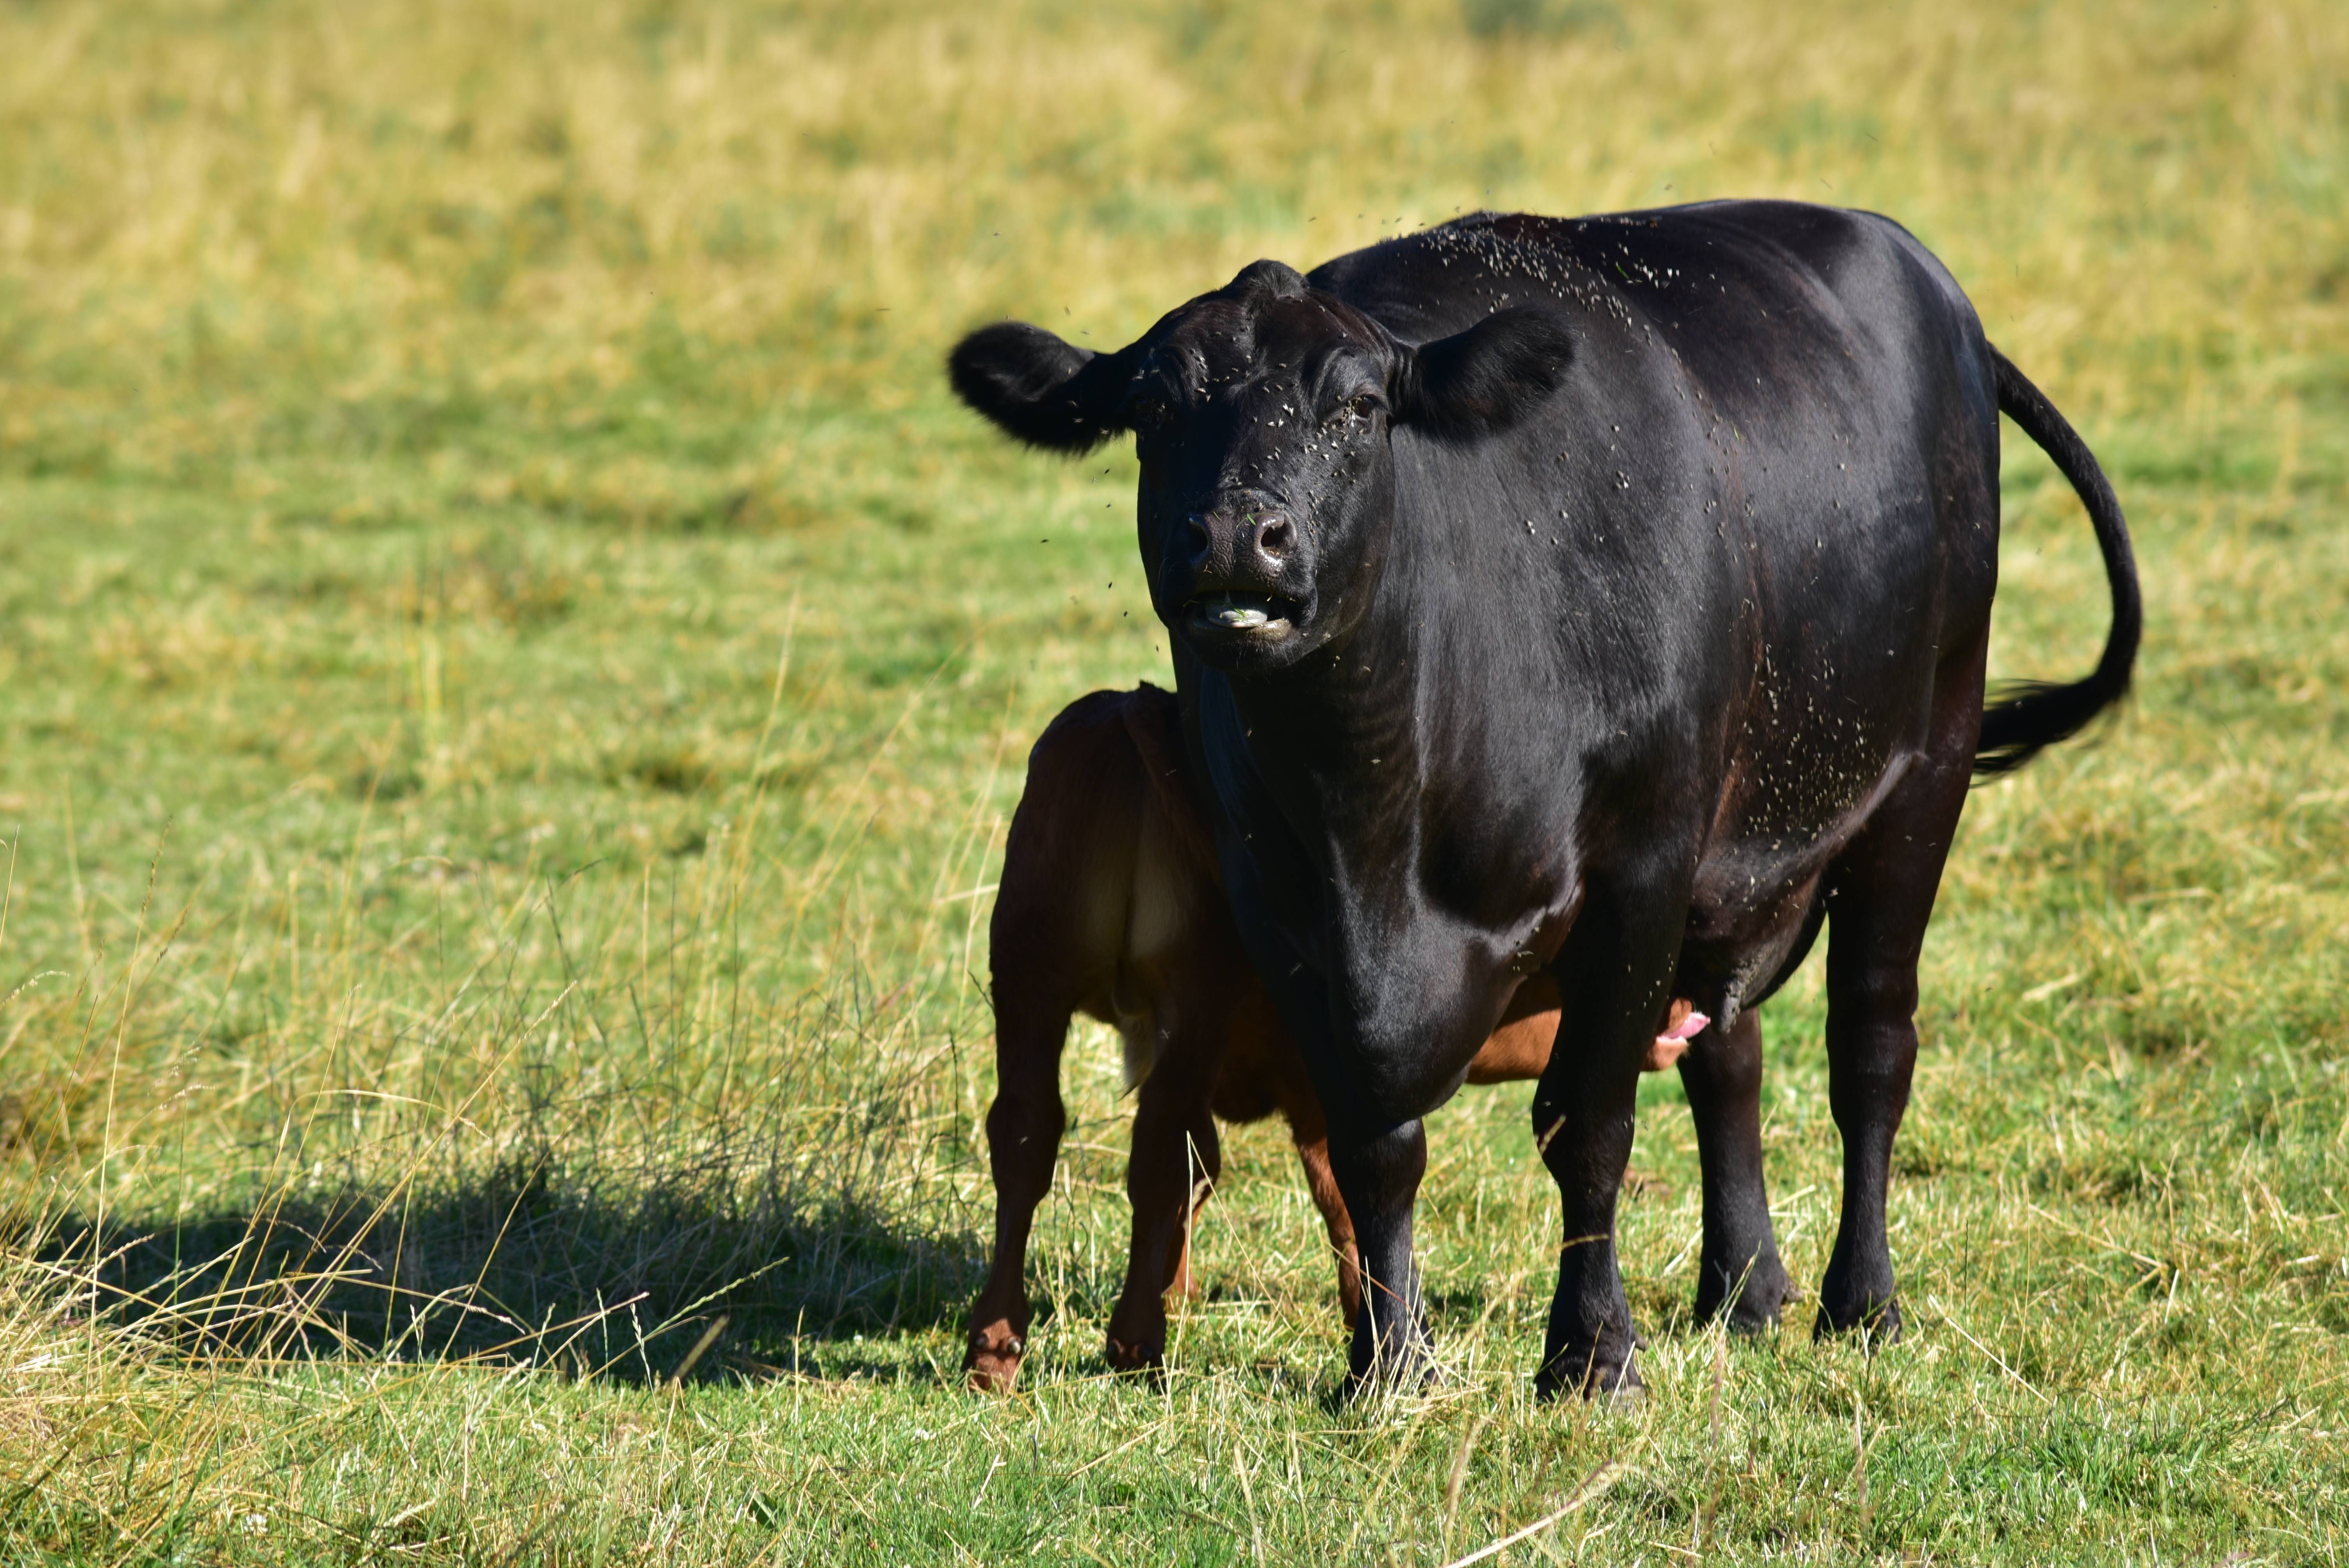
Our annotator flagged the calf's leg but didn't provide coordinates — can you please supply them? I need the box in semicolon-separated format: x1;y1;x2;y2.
1287;1116;1363;1329
965;979;1073;1392
1105;1035;1223;1375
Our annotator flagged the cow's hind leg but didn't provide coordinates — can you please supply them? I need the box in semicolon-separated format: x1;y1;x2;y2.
1815;646;1985;1342
1678;1007;1789;1330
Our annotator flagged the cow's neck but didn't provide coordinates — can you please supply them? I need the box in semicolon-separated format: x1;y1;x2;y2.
1220;568;1441;891
1233;650;1412;809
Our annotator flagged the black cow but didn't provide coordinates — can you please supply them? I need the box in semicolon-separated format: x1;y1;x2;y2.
949;202;2138;1397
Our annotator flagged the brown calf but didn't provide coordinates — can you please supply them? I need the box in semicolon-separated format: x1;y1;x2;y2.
965;685;1695;1392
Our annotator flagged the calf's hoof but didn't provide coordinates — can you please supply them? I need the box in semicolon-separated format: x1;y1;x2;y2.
1813;1292;1903;1347
964;1320;1026;1393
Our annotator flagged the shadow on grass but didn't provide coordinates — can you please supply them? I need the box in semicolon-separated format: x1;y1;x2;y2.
34;1147;988;1386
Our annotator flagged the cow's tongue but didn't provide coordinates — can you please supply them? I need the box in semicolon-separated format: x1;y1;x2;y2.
1205;593;1274;630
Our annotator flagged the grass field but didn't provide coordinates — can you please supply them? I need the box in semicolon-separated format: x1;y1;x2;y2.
2;0;2345;1561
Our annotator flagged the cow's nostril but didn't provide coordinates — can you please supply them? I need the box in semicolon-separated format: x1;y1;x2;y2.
1256;515;1294;562
1185;515;1214;560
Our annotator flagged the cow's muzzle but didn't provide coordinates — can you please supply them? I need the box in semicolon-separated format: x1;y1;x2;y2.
1176;504;1304;645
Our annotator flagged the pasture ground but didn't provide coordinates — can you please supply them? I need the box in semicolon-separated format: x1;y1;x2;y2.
1;0;2345;1561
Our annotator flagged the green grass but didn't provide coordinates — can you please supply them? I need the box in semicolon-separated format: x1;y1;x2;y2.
2;0;2345;1561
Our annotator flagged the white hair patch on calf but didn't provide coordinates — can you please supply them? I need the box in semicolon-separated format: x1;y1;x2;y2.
1116;808;1195;1090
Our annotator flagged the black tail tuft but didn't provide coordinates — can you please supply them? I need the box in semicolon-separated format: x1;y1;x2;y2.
1974;349;2143;777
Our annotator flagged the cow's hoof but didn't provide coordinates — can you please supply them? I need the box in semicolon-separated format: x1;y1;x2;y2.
1103;1335;1165;1379
1343;1310;1438;1401
1813;1294;1903;1348
1697;1253;1791;1335
964;1320;1026;1393
1533;1336;1642;1402
1596;1377;1646;1410
1343;1348;1440;1402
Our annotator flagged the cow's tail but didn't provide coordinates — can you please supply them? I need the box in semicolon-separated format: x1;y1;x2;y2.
1973;347;2143;777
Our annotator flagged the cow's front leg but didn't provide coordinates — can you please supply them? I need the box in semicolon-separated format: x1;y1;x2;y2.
1324;1114;1431;1393
1532;869;1692;1399
1215;842;1431;1394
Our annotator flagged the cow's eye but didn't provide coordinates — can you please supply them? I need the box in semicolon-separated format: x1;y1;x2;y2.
1130;397;1175;434
1339;392;1383;421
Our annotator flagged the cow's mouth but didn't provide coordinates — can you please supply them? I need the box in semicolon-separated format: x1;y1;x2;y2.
1185;590;1298;639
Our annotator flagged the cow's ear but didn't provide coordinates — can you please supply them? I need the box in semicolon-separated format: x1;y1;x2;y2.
949;322;1131;453
1390;307;1576;441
